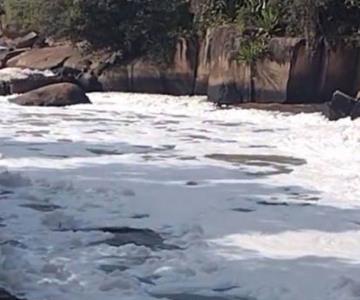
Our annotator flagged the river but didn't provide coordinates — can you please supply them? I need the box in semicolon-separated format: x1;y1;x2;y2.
0;92;360;300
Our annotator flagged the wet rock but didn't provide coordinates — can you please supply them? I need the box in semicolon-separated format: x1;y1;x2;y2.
325;90;357;121
287;39;323;103
10;83;91;107
98;65;130;92
57;227;178;250
75;71;102;92
92;227;178;250
319;43;359;101
131;60;165;94
351;101;360;120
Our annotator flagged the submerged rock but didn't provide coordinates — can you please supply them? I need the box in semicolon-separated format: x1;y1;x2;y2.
9;83;91;107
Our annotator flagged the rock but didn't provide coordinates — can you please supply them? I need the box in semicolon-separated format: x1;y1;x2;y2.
98;65;130;92
319;43;359;101
205;26;252;104
12;32;39;49
162;37;197;95
0;49;27;68
254;38;303;103
0;67;58;95
63;54;92;73
131;60;165;94
326;90;356;121
351;101;360;120
9;83;91;107
194;33;211;95
6;45;79;70
98;37;196;95
287;39;323;103
76;71;102;92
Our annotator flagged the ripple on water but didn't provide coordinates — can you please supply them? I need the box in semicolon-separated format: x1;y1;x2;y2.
152;293;255;300
205;154;307;176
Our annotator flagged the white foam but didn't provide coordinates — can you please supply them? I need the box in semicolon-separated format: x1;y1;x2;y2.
0;92;360;300
0;68;55;81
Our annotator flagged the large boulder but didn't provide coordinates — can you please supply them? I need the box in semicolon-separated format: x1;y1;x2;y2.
0;67;58;95
9;83;91;107
6;45;79;70
325;90;357;121
0;49;27;68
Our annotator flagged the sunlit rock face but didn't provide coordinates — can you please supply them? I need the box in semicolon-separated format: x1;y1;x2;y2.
196;26;360;104
99;38;197;96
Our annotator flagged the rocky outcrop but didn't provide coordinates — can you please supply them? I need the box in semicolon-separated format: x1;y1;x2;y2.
198;26;251;104
6;45;78;70
195;26;360;105
162;37;197;95
254;38;302;103
9;83;91;106
2;26;360;112
195;26;304;104
98;38;197;95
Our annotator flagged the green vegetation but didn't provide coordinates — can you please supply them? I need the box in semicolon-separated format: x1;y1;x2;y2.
1;0;360;63
0;0;192;63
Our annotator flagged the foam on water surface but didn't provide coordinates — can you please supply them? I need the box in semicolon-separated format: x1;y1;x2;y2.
0;92;360;300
